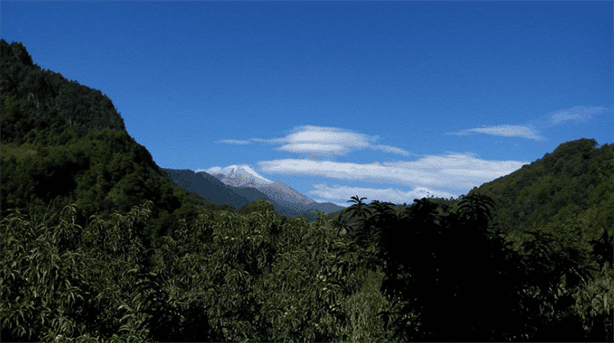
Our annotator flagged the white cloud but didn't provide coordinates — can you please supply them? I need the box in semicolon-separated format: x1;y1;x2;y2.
209;125;531;207
219;125;412;157
215;139;251;145
308;184;454;207
548;106;607;125
445;106;610;142
371;145;412;156
277;143;349;155
198;166;223;174
445;124;545;141
257;153;528;190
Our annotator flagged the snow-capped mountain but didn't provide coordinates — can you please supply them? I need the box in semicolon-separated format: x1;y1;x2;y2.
208;165;344;214
212;165;274;188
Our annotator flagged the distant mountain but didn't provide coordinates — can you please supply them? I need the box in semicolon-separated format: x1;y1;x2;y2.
162;167;346;221
207;166;345;215
164;166;345;217
162;168;309;218
256;181;318;212
161;168;250;211
309;201;348;214
211;165;274;188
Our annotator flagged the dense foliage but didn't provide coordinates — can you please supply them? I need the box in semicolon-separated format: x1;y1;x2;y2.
2;39;612;341
2;195;612;342
352;194;610;341
1;199;369;342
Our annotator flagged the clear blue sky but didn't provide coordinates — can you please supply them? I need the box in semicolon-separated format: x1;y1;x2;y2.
3;1;612;208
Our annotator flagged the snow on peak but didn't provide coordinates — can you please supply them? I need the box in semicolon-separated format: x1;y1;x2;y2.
225;164;274;185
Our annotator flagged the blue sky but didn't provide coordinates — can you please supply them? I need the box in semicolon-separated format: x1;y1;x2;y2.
3;1;612;208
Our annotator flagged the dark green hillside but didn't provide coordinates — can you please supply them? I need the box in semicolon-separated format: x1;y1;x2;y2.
1;41;128;144
467;138;612;233
0;38;247;241
460;139;613;266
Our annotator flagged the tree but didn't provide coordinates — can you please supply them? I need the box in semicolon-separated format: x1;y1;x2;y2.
373;193;600;341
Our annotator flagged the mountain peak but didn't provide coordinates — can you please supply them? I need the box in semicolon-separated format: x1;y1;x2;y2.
210;164;273;188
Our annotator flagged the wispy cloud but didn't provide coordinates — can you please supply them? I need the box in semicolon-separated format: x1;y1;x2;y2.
220;125;415;157
371;145;412;156
258;153;528;190
547;106;608;126
445;124;545;141
208;125;531;206
444;106;609;142
215;139;252;145
297;152;529;206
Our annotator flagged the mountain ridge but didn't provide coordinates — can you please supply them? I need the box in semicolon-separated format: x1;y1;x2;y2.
163;168;344;219
203;165;345;215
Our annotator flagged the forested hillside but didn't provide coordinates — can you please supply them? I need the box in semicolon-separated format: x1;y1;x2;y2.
468;138;613;233
1;39;612;342
0;38;305;236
